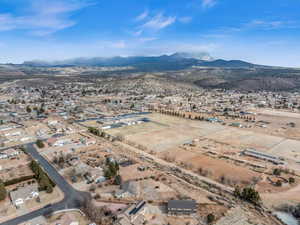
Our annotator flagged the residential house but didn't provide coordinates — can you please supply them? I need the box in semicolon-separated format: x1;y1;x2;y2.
117;201;147;225
3;148;20;158
10;183;39;207
115;181;140;199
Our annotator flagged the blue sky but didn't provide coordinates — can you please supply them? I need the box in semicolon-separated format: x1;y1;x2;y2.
0;0;299;67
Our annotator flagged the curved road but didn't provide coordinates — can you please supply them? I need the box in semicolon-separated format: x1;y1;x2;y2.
1;143;90;225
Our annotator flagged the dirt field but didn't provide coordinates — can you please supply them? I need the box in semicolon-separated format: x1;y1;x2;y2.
0;154;33;181
161;148;260;186
119;163;155;181
47;211;89;225
257;109;300;119
214;206;280;225
261;183;300;208
107;113;225;152
107;113;300;165
250;109;300;140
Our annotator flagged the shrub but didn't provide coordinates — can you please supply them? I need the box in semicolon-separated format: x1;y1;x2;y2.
276;180;282;187
289;177;295;184
30;160;55;192
114;175;122;185
26;106;32;113
36;140;45;148
0;179;7;201
234;186;261;205
4;175;35;186
207;214;215;224
273;168;281;176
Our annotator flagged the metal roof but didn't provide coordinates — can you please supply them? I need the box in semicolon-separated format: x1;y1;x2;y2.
167;200;196;210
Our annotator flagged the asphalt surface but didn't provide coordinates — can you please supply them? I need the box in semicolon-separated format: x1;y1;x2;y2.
1;143;90;225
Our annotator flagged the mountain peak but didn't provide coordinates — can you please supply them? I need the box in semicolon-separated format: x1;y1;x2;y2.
170;52;214;61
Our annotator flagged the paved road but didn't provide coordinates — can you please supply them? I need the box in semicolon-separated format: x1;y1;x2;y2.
1;143;90;225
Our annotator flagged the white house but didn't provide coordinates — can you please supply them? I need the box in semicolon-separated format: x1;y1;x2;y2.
48;120;58;126
115;181;140;199
10;183;39;207
2;149;20;158
82;138;96;146
4;131;21;137
0;153;8;159
53;139;71;147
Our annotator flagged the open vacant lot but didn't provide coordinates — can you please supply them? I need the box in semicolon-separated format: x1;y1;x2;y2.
162;148;260;185
107;113;300;164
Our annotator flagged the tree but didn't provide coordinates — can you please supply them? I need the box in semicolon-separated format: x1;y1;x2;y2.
45;184;53;193
233;186;241;198
289;177;295;184
88;127;100;136
26;106;32;113
114;161;119;172
104;169;113;179
114;175;122;185
30;160;54;193
207;214;215;224
30;160;40;174
275;180;282;187
38;107;45;114
104;161;119;180
0;179;7;201
81;198;113;225
240;187;261;205
19;146;27;153
234;186;261;205
273;168;281;176
36;140;45;148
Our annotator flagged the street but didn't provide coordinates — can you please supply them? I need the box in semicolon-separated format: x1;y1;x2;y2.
0;143;90;225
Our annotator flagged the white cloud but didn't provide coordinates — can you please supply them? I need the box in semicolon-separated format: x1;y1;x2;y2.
218;19;299;34
178;17;192;24
133;13;176;37
132;30;143;36
0;0;94;35
0;14;18;31
246;20;296;30
138;37;158;42
202;0;217;9
140;13;176;31
135;10;148;22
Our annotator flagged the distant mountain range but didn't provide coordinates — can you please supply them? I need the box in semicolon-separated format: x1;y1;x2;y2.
1;52;300;92
23;52;264;71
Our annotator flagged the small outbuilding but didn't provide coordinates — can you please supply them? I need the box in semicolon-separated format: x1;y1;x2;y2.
167;200;196;215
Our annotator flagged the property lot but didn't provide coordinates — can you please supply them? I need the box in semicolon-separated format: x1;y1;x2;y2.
206;128;285;150
46;211;90;225
119;163;155;182
0;153;33;182
107;113;226;153
251;109;300;140
104;113;300;197
107;113;300;165
161;148;260;186
0;186;63;224
269;139;300;161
